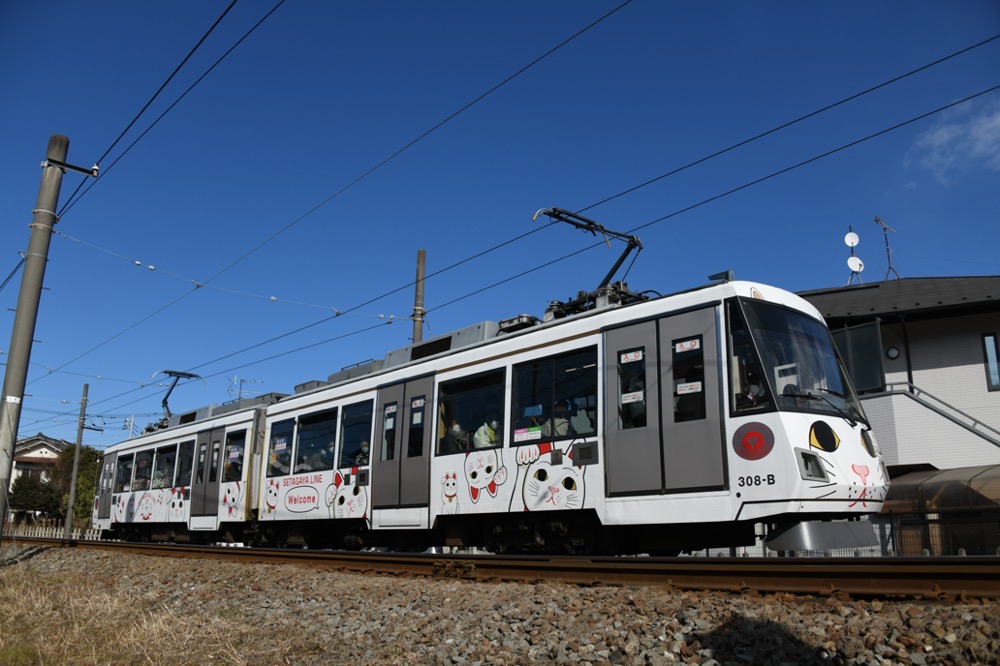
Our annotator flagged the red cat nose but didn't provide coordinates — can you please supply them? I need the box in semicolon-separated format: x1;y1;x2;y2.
851;464;870;484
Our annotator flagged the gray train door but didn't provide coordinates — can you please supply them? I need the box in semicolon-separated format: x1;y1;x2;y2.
97;453;116;520
604;305;725;495
190;427;225;516
372;375;434;509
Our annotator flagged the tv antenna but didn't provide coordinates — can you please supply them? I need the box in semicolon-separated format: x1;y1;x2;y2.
844;226;864;285
874;215;900;281
228;375;262;401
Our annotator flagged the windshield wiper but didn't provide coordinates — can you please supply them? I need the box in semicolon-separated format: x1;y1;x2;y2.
782;390;858;428
813;387;869;430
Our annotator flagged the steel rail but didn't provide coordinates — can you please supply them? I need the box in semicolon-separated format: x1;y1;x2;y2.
5;537;998;599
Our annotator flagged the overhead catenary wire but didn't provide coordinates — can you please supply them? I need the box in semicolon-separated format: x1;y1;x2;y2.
33;1;633;389
0;257;26;295
21;32;997;434
99;81;1000;416
424;83;1000;314
58;0;244;216
26;79;1000;435
577;31;1000;214
51;31;1000;337
58;0;287;218
22;82;998;436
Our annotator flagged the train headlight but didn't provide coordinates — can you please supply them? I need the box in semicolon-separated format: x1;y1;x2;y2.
796;449;828;481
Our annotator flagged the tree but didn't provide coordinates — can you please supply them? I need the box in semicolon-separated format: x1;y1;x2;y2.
8;475;61;519
49;444;102;528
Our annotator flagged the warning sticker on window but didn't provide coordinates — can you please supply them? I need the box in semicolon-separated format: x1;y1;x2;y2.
675;339;701;353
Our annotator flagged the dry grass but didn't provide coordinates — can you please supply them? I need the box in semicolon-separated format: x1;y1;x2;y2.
0;549;315;665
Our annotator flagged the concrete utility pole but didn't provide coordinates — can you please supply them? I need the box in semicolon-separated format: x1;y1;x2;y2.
412;249;426;343
0;135;74;537
63;383;88;539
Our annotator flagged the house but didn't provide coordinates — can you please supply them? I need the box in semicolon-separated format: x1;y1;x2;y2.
798;277;1000;555
12;433;71;483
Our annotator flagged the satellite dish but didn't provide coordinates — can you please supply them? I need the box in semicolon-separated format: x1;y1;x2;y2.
844;231;860;248
847;256;864;273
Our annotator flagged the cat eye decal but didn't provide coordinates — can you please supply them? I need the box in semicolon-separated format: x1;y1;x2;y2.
732;422;774;461
860;429;876;458
809;421;840;453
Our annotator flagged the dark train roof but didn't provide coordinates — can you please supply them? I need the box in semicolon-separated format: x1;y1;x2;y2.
798;276;1000;325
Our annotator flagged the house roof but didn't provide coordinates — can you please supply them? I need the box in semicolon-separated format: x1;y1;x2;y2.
798;276;1000;325
14;433;71;456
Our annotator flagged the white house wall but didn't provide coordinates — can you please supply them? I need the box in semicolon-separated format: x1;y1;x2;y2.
871;312;1000;469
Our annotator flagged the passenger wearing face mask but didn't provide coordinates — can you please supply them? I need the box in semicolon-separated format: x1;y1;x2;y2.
355;440;370;465
473;417;500;449
442;419;469;453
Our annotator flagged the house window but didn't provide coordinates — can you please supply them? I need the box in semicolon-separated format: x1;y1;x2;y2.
984;334;1000;391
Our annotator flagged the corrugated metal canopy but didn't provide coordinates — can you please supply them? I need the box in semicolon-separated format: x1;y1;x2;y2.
885;465;1000;513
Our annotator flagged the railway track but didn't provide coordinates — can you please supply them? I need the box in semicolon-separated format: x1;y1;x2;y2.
6;536;998;600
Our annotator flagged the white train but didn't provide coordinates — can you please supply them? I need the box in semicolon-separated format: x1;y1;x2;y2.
93;279;888;553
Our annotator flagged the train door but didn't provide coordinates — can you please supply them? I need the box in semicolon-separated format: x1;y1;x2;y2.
97;453;117;520
190;427;225;516
604;306;725;495
372;375;434;509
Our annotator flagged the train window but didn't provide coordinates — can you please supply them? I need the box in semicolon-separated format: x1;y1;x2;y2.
224;431;247;482
513;347;597;444
151;445;177;489
133;450;154;491
728;303;772;414
407;396;426;457
294;409;338;474
175;440;195;487
673;336;706;422
195;442;208;484
113;454;134;493
267;419;295;477
340;400;373;468
616;347;647;429
381;403;398;462
438;369;505;454
208;438;222;483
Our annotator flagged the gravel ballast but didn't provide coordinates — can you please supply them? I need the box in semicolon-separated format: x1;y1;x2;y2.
1;544;997;665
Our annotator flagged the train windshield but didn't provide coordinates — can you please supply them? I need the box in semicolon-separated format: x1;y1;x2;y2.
738;298;867;426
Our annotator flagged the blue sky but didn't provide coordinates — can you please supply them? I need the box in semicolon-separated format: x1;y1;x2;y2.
1;1;998;448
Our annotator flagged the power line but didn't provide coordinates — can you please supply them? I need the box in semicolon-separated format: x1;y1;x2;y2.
426;84;1000;313
58;1;243;216
167;36;1000;377
0;257;25;294
59;1;287;217
190;0;635;289
24;27;996;429
578;32;1000;214
33;1;632;385
24;82;999;435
